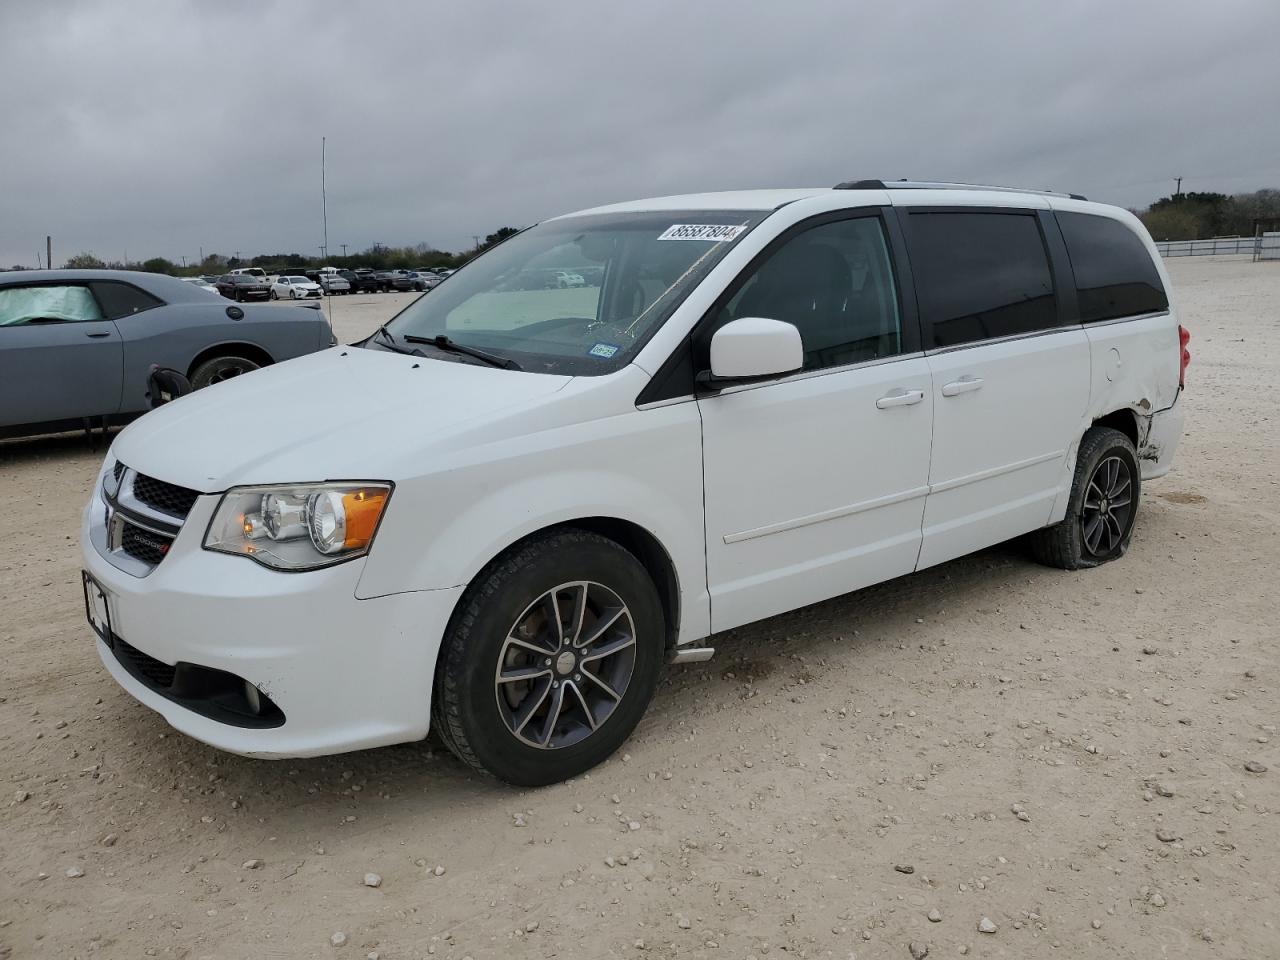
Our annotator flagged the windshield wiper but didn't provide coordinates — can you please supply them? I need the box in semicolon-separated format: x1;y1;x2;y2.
403;334;521;370
371;324;421;356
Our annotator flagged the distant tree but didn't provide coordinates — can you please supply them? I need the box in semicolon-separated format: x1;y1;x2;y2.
65;252;106;269
141;257;176;274
1140;206;1202;241
484;227;520;247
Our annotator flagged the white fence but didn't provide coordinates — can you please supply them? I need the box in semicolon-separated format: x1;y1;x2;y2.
1155;233;1280;260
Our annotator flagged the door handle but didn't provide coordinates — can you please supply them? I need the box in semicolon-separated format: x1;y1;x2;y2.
86;332;111;338
941;376;984;397
876;388;925;409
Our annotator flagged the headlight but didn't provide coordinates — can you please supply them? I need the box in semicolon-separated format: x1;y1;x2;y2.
204;482;391;571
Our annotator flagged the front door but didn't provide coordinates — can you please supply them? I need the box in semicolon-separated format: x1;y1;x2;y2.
698;211;933;632
0;283;124;429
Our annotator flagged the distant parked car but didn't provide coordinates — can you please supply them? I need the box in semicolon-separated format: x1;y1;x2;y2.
340;269;383;294
182;277;220;296
553;270;586;288
270;275;322;300
318;273;351;295
228;267;268;281
0;270;335;438
374;270;413;292
215;274;272;301
406;271;441;292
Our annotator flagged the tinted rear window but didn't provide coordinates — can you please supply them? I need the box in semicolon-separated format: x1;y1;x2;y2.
905;211;1058;349
90;281;163;318
1057;212;1168;323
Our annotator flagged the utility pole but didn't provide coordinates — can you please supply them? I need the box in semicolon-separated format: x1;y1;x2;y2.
472;235;481;249
199;246;204;264
1174;176;1183;197
341;244;347;258
46;235;52;270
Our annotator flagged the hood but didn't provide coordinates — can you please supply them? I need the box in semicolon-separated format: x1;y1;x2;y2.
112;347;571;491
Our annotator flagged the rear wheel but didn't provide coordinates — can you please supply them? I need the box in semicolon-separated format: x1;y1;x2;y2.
1030;426;1140;569
190;355;262;389
433;530;664;786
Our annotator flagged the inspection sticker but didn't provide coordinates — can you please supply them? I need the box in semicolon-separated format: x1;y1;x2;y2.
587;342;620;359
657;224;747;242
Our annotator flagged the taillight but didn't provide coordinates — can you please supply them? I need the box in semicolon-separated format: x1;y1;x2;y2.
1178;324;1191;388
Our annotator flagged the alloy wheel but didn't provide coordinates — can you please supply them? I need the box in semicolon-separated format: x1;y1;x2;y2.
494;581;637;749
1081;455;1133;556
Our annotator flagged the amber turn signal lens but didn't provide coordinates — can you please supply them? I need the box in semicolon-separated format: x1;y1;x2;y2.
341;490;387;549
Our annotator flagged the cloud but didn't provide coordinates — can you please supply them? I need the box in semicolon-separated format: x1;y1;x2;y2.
2;0;1277;267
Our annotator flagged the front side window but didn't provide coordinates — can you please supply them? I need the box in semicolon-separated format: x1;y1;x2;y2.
714;215;902;371
906;211;1058;349
0;284;104;326
1057;211;1168;323
378;210;766;375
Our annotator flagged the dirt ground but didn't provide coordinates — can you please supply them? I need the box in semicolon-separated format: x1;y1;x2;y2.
2;258;1277;959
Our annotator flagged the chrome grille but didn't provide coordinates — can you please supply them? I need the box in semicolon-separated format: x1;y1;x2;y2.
132;473;200;518
96;461;200;577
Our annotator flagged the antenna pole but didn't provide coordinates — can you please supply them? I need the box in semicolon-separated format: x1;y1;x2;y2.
321;136;329;264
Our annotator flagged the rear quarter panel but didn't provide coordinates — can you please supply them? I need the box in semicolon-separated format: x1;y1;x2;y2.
1047;199;1183;486
116;302;331;413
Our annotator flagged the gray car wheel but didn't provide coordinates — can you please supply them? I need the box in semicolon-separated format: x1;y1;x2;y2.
190;355;261;389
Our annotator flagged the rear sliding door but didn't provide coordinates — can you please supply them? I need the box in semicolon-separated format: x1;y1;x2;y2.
898;207;1091;569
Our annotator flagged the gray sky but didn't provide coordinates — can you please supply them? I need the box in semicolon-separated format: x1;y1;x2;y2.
2;0;1278;268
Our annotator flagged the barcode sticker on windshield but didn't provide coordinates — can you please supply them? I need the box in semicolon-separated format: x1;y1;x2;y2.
657;224;747;242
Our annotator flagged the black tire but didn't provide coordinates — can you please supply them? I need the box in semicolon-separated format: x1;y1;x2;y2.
1029;426;1140;570
433;529;664;786
269;289;278;300
189;355;262;389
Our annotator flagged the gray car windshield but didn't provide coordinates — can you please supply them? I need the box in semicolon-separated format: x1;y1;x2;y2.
374;210;766;375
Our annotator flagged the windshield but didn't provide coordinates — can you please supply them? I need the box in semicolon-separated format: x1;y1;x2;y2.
374;209;765;375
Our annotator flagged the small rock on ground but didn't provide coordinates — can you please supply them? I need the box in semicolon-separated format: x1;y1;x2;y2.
978;917;997;934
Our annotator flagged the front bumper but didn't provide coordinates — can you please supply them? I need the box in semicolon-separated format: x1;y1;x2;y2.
82;491;463;758
1139;392;1185;480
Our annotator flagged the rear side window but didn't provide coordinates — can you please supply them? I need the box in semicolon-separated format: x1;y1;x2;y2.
90;281;163;319
1057;212;1168;323
905;211;1057;349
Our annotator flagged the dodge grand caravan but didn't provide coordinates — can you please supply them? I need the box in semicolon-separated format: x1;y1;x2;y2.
82;180;1187;785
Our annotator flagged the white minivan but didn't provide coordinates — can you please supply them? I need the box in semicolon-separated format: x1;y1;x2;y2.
82;181;1188;785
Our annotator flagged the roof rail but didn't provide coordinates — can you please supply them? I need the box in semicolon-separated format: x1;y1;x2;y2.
833;179;1087;202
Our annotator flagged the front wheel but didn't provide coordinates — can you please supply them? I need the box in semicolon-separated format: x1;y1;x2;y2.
433;530;664;786
269;289;278;300
1030;426;1140;569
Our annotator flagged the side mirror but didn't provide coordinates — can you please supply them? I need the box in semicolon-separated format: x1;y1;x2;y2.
703;317;803;386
